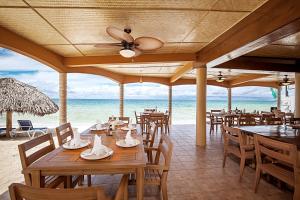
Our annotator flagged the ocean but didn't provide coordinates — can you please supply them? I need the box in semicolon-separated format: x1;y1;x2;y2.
0;98;276;131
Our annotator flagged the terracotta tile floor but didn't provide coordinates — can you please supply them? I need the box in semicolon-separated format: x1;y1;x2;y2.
0;125;293;200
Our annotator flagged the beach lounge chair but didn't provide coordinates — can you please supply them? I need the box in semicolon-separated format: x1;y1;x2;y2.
11;120;48;138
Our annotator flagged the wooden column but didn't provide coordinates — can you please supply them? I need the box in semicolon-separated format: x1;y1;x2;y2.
227;88;232;112
196;66;207;147
59;73;67;125
119;83;124;117
168;85;172;124
277;87;281;110
295;73;300;118
6;111;12;137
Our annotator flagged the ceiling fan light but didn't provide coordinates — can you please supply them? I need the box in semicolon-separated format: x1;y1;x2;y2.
216;78;224;83
282;82;290;86
119;49;135;58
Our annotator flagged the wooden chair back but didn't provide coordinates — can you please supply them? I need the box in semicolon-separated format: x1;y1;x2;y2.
223;125;251;151
265;117;283;125
55;123;74;146
254;135;297;168
154;134;173;170
291;117;300;125
144;108;156;112
18;134;55;185
238;114;256;126
118;117;130;124
223;115;235;127
9;183;108;200
134;111;141;124
145;122;157;147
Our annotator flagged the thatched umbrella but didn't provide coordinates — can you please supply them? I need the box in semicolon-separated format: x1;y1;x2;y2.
0;78;59;137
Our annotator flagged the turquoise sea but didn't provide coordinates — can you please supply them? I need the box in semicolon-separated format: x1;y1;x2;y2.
0;98;276;131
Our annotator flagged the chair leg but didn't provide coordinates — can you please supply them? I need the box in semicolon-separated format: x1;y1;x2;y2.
239;157;246;181
87;175;92;186
254;167;261;192
161;175;168;200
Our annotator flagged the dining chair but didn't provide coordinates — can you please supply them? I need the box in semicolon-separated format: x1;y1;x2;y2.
149;112;165;134
222;125;255;180
285;113;295;125
55;123;91;187
163;113;170;134
143;134;173;200
291;117;300;125
18;134;66;188
143;122;158;163
238;114;257;126
208;112;222;134
265;117;283;125
223;115;235;127
253;135;299;200
9;175;129;200
118;117;130;124
134;111;142;127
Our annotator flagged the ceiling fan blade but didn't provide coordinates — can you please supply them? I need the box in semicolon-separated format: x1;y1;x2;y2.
135;37;163;51
133;48;142;57
106;26;134;43
94;43;122;48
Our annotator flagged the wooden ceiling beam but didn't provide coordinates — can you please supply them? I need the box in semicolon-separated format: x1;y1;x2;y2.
229;74;271;86
0;26;66;72
215;56;300;72
196;0;300;68
64;53;196;66
170;62;194;83
66;66;123;83
231;81;280;88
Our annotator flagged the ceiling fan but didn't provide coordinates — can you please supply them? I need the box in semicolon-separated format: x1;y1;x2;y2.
94;26;164;58
280;75;292;86
280;75;293;97
216;71;226;83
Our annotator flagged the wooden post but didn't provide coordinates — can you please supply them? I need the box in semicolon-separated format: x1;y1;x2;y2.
196;66;207;147
119;83;124;117
277;87;281;110
168;85;172;124
59;73;67;125
228;88;232;112
295;73;300;118
6;111;12;137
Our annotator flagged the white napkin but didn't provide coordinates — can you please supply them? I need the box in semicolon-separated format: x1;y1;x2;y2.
90;135;108;156
125;130;135;145
70;129;81;147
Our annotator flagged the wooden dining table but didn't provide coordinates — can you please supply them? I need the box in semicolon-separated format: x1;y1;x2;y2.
238;125;300;199
23;126;147;200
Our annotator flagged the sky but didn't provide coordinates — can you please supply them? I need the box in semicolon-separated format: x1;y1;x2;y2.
0;48;275;100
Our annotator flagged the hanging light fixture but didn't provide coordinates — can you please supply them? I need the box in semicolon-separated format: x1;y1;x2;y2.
216;71;225;83
119;47;135;58
281;75;291;86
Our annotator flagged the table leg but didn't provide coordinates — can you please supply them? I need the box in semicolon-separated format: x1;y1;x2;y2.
136;167;144;200
31;171;41;188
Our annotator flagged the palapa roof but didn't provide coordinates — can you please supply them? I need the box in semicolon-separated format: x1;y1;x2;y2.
0;78;59;116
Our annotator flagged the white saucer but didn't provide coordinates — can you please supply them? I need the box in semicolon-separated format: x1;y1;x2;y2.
116;139;140;148
80;148;113;160
62;140;90;150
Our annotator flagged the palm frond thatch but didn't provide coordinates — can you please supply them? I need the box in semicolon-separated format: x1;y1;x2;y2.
0;78;59;116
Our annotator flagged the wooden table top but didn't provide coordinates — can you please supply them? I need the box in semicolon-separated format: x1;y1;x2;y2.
238;125;300;149
25;128;146;173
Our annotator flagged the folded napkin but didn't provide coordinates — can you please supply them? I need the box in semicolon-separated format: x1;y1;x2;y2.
90;135;109;156
125;130;135;145
70;129;81;147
